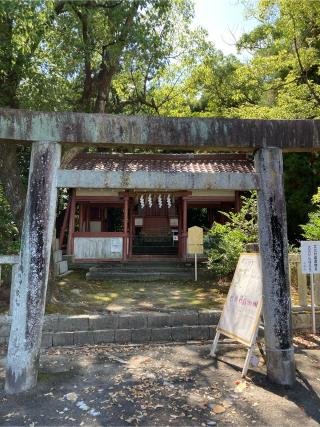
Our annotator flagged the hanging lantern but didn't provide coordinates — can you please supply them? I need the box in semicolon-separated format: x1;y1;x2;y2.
148;193;153;208
158;194;162;208
167;194;171;208
139;194;145;209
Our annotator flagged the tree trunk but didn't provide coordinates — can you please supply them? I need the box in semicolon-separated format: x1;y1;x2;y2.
0;144;26;233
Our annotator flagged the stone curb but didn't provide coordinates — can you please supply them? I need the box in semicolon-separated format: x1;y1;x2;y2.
0;310;313;346
38;325;217;348
0;310;221;334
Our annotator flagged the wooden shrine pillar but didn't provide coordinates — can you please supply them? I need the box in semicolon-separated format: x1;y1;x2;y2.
129;199;133;257
67;189;76;255
123;196;129;261
5;141;61;394
235;191;241;212
59;196;71;249
254;147;295;386
182;197;188;259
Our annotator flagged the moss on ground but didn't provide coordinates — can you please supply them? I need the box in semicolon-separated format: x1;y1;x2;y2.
44;270;230;314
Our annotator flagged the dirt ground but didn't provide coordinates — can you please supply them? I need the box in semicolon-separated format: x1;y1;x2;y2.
40;271;228;315
0;269;304;315
1;341;320;426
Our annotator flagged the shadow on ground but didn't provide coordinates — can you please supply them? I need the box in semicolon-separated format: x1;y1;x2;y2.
1;343;320;426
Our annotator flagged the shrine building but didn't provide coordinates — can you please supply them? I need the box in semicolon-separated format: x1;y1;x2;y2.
59;152;254;262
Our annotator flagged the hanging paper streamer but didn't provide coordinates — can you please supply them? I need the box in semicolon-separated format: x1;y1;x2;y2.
148;194;153;208
158;194;162;208
167;194;171;208
139;195;145;209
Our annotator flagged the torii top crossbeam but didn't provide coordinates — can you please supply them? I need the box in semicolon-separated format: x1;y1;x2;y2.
0;108;319;151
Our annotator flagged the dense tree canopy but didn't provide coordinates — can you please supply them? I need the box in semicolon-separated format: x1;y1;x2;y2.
1;0;320;246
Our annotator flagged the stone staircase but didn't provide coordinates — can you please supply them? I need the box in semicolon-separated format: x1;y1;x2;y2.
132;235;178;256
53;249;69;275
53;238;70;276
86;260;210;281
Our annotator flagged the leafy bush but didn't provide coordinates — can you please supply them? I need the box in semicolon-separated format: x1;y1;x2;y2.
300;187;320;240
204;192;258;277
0;186;19;255
0;187;19;286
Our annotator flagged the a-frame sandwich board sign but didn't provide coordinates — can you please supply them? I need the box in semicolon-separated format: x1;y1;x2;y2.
210;253;263;377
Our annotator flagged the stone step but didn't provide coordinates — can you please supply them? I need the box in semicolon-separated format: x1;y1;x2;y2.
53;250;63;263
86;271;194;281
41;324;217;347
90;261;195;268
55;260;68;275
55;238;60;251
132;247;178;255
89;265;193;272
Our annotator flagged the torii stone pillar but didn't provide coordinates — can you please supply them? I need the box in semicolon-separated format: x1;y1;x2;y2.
5;141;61;394
255;147;295;385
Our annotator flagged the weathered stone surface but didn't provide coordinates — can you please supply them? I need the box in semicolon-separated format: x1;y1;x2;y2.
53;250;62;263
292;312;320;330
171;312;198;326
1;108;320;152
189;326;210;341
0;256;20;265
58;169;258;191
5;141;61;394
115;329;132;344
118;314;147;330
74;331;94;346
255;147;295;386
58;316;89;332
93;330;115;344
89;315;118;330
43;316;60;332
209;326;217;340
171;326;190;341
57;260;68;275
41;334;53;348
147;313;171;328
131;329;151;344
151;328;172;342
53;332;74;347
198;310;220;326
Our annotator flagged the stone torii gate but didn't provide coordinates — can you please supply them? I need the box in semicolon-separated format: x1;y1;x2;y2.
2;108;319;394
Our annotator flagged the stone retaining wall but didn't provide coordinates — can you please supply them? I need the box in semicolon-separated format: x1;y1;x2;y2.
0;309;316;348
0;310;220;347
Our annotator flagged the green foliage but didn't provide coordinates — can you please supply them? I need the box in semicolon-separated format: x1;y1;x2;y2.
204;192;258;277
205;224;246;277
300;187;320;240
0;186;19;255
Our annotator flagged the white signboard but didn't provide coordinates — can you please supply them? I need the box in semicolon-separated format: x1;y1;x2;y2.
217;253;263;346
301;241;320;274
111;238;122;253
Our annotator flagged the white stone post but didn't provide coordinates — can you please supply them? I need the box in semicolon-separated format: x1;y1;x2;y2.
255;147;295;385
5;141;61;394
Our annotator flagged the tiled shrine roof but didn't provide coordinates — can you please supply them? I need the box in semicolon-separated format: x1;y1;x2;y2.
64;153;255;174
